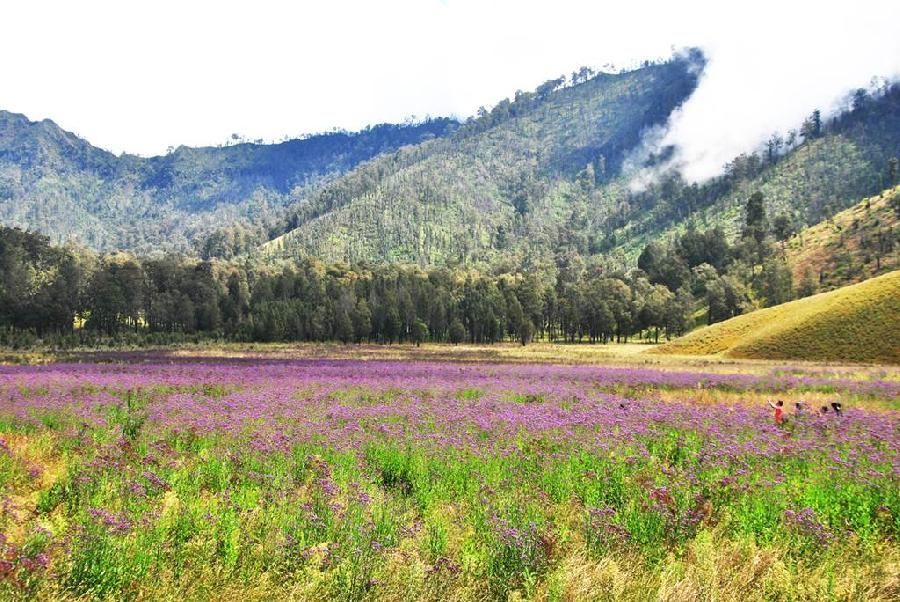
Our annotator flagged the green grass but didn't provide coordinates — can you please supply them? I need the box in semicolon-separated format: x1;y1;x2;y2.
0;356;898;600
655;270;900;363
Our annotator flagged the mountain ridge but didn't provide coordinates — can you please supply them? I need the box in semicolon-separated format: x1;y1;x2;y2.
264;56;702;265
2;52;899;275
0;109;457;254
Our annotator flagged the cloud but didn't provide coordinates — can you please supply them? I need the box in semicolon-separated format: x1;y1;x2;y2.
632;2;900;183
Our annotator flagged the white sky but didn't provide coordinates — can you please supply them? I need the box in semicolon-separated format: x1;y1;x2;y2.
3;0;899;179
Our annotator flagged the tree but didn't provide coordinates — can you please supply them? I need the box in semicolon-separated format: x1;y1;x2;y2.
676;228;730;271
797;267;818;298
642;284;674;343
801;109;822;140
852;88;868;112
351;298;372;343
766;133;784;164
664;287;694;338
518;320;535;346
772;214;797;242
743;192;768;244
176;294;196;333
757;258;793;307
334;306;354;344
741;191;770;265
448;319;466;345
411;320;429;347
639;242;690;290
706;275;750;324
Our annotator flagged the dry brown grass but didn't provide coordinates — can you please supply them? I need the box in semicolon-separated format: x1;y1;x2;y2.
655;270;900;364
785;186;900;291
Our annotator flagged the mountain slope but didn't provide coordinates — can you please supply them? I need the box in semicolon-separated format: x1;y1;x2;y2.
263;55;702;264
4;56;898;270
653;270;900;363
265;62;900;270
784;186;899;291
0;112;456;254
614;85;900;260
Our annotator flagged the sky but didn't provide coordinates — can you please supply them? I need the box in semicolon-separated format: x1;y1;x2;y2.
3;0;899;181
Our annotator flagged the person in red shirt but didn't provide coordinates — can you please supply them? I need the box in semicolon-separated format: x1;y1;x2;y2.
768;400;785;425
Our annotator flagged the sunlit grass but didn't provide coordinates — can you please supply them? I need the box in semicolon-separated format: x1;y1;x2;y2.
657;270;900;364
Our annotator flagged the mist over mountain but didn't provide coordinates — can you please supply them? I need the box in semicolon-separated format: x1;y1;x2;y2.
265;53;900;268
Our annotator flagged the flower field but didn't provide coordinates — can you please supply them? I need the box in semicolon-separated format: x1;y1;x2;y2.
0;357;897;600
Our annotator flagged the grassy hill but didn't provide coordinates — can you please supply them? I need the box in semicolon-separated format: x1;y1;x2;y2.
653;270;900;363
784;186;899;291
0;112;456;254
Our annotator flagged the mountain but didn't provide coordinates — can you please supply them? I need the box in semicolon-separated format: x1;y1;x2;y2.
3;52;899;273
784;186;899;291
0;112;457;254
653;270;900;364
265;61;900;269
263;54;702;265
616;86;900;260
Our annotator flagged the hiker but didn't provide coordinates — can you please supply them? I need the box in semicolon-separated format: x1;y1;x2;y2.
831;401;843;416
768;400;785;425
820;405;829;415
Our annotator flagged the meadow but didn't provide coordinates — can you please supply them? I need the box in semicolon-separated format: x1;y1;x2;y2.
0;352;897;601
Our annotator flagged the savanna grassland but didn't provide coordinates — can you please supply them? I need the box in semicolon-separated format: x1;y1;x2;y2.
655;270;900;363
0;348;897;601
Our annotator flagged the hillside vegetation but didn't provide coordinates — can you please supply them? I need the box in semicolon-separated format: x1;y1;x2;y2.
4;51;898;274
784;186;899;290
655;270;900;363
0;112;455;254
264;56;701;264
268;62;900;267
608;86;900;260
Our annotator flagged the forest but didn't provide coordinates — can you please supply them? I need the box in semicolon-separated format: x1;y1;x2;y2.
7;183;888;348
2;54;898;350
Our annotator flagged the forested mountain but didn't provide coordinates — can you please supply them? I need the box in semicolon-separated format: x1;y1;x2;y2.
0;112;456;254
264;55;702;265
619;85;900;259
265;57;900;270
3;50;898;276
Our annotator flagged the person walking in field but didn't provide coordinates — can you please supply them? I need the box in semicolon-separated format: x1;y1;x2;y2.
768;400;785;425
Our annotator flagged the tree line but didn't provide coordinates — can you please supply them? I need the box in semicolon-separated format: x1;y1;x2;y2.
1;184;876;348
0;230;693;347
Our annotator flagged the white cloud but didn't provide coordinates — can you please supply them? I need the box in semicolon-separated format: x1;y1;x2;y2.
646;2;900;182
2;0;898;175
